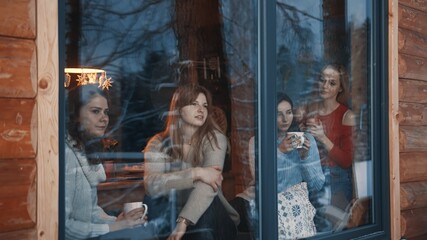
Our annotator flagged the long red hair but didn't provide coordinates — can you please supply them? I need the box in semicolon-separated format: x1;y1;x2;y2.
160;84;224;165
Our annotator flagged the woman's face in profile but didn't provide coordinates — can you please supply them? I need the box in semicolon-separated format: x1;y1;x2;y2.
277;100;293;133
319;67;342;100
180;93;208;128
78;94;109;138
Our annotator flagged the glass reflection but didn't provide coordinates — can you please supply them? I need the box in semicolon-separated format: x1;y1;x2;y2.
276;0;373;238
65;0;258;239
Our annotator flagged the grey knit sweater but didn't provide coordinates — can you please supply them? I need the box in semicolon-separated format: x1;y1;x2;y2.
65;136;116;240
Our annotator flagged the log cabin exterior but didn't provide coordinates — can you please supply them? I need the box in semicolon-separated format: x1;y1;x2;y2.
0;0;425;239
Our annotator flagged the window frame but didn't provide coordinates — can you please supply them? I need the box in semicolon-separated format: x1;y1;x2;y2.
257;1;390;239
58;0;390;239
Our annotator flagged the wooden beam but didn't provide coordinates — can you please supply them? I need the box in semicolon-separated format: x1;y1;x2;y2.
0;99;37;158
0;159;36;232
398;3;427;35
36;0;59;239
398;102;427;126
389;0;401;239
399;54;427;82
0;0;36;39
399;79;427;103
401;181;427;210
0;228;37;239
398;28;427;60
401;207;427;238
399;126;427;152
400;152;427;182
399;0;427;12
0;37;37;98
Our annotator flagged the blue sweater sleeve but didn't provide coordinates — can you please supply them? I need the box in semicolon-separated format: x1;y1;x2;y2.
300;134;325;192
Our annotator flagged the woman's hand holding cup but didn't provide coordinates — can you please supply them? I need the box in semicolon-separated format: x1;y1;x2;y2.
112;202;148;230
278;135;295;153
110;203;147;232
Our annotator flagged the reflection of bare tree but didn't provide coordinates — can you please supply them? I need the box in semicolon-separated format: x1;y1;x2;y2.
66;0;177;152
78;0;173;75
276;1;321;103
173;0;233;171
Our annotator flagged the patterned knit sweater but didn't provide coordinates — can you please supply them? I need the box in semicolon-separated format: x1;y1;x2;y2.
237;133;325;200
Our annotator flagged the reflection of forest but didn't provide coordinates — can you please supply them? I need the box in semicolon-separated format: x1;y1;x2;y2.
65;0;372;204
64;1;258;193
276;0;371;163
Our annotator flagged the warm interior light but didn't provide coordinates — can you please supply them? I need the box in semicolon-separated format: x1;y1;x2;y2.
64;67;113;90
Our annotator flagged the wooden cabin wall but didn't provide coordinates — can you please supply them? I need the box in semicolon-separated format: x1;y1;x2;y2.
0;0;38;238
0;0;58;239
398;0;427;239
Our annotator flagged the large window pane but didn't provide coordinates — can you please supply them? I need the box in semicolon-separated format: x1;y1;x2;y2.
276;0;373;238
63;1;258;239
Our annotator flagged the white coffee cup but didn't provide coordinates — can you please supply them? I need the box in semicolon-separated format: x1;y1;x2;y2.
123;202;148;219
287;132;305;149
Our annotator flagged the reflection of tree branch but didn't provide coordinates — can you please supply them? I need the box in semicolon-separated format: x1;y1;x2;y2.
277;3;310;47
81;0;164;17
276;2;323;22
77;0;174;72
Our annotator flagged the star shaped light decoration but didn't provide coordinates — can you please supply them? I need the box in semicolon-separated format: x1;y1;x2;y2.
98;72;113;90
64;68;113;90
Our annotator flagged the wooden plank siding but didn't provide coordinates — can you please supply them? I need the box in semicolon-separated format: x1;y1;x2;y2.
0;0;36;39
0;159;37;232
401;207;427;238
0;0;43;239
0;99;37;159
398;0;427;239
400;152;427;182
0;37;37;98
401;181;427;210
0;0;421;239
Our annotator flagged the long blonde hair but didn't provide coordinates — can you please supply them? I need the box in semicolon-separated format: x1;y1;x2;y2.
320;64;350;107
160;84;224;165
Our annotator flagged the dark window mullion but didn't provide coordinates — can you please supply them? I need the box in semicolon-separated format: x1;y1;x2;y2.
258;0;277;239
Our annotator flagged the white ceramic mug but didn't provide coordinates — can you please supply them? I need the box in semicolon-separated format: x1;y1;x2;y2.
123;202;148;219
287;132;305;149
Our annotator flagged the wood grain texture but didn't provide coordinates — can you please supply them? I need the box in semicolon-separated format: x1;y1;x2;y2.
401;181;427;210
399;126;427;152
398;102;427;126
398;3;427;35
0;0;36;39
389;0;401;238
401;207;427;238
399;79;427;103
400;152;427;182
0;228;37;239
0;159;36;232
399;53;427;82
408;234;427;240
0;37;37;98
398;28;427;59
0;99;37;159
36;0;59;239
399;0;427;16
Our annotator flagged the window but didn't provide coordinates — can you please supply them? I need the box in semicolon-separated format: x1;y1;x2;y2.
59;0;389;239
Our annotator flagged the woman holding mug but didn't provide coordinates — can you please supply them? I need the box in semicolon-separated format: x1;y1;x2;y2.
65;84;156;240
230;92;324;238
